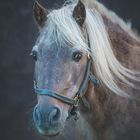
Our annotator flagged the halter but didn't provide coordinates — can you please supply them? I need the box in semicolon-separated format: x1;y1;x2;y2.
34;36;99;120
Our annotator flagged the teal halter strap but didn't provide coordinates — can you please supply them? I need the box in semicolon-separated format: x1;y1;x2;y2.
34;88;77;105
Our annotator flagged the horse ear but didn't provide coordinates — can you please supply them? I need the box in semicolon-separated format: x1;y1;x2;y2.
73;0;86;27
33;1;48;27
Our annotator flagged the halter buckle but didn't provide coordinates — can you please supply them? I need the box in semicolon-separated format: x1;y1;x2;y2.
74;95;80;106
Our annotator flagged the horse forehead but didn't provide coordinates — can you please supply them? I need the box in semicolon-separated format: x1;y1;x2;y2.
40;40;70;54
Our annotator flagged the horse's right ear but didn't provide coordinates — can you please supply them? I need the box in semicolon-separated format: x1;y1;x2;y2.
33;1;48;27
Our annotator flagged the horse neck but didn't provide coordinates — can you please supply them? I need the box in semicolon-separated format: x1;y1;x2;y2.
79;81;115;133
102;15;140;70
80;80;135;132
79;1;140;129
90;1;140;70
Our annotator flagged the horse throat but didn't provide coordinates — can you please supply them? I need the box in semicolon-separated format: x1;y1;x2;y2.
79;81;111;129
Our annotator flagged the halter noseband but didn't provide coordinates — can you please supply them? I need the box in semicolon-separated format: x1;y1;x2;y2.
34;36;99;120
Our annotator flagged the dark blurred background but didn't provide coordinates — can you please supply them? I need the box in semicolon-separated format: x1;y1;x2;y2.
0;0;139;140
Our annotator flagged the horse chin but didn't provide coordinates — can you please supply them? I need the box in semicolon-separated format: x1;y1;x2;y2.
37;125;63;137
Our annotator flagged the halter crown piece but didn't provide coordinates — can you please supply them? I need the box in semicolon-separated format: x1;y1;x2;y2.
34;35;99;120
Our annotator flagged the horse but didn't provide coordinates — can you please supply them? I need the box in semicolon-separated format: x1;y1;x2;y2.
31;0;140;139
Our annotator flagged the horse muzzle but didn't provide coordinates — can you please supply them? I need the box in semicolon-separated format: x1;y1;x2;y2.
33;104;63;136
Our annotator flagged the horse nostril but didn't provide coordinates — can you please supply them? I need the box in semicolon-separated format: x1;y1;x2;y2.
33;106;42;127
48;107;61;126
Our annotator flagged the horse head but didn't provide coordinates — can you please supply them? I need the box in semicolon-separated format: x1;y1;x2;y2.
32;0;92;136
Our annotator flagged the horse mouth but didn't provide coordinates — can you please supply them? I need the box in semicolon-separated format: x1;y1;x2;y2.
39;130;60;137
36;125;63;137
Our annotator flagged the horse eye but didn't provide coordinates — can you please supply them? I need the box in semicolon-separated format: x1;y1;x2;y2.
72;51;83;62
30;51;37;61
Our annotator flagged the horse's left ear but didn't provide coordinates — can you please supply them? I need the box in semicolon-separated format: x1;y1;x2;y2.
33;1;48;27
73;0;86;27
